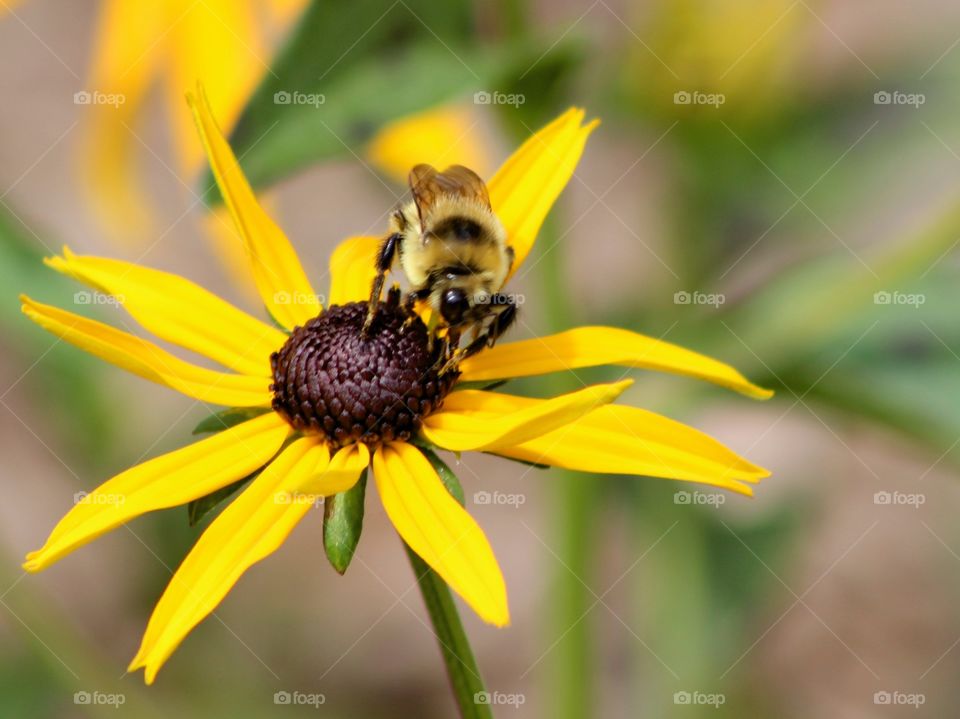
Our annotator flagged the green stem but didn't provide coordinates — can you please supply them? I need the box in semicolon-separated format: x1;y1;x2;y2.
405;543;493;719
536;217;595;719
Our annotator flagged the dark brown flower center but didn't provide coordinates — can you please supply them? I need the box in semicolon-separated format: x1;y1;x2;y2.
270;297;458;448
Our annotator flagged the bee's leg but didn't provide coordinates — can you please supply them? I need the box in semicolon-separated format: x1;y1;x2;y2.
362;232;401;335
463;294;517;358
436;325;466;375
424;310;442;353
402;287;431;330
385;284;402;308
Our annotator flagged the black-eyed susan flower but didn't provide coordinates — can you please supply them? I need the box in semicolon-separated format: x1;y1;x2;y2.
21;85;771;684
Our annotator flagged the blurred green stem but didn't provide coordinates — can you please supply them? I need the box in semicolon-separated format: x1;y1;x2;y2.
537;218;596;719
405;544;492;719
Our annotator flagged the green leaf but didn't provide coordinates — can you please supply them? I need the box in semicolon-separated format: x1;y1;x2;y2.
216;44;499;194
204;0;584;196
192;407;271;435
323;470;368;574
0;206;118;468
203;0;475;195
187;475;255;527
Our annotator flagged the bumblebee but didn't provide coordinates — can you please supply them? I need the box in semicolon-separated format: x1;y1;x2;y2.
363;164;518;364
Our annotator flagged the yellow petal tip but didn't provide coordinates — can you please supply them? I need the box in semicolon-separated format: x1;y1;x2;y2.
603;378;634;402
127;656;157;685
477;602;510;628
745;384;775;400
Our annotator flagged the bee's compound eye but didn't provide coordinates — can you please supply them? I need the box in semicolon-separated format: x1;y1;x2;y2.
440;288;470;324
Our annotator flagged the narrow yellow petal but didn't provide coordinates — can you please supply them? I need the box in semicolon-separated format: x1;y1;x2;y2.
487;109;598;277
47;249;285;377
201;205;260;304
21;296;271;407
327;236;382;306
129;437;326;684
78;0;169;244
299;442;369;495
367;104;490;184
480;396;768;494
373;442;508;626
459;326;773;400
188;83;320;329
421;380;631;452
23;413;290;572
167;0;263;174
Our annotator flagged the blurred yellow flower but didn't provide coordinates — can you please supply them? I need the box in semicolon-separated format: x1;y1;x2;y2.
367;104;491;184
21;84;770;684
630;0;810;118
75;0;306;243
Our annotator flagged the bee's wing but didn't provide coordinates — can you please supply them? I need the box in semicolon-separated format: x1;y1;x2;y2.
409;164;491;230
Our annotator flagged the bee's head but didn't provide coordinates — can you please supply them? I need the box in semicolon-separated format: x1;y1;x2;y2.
434;275;493;327
439;287;470;325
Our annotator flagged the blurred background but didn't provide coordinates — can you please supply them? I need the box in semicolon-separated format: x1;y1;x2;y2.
2;0;960;716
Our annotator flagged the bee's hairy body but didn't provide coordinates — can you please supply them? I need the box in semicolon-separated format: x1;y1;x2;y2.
392;195;510;311
363;164;519;369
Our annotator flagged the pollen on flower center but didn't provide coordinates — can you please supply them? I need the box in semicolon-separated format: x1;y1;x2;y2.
270;296;459;448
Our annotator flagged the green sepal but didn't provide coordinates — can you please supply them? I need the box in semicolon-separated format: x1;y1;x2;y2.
451;379;510;392
323;470;368;574
418;446;465;507
192;407;271;436
264;305;294;334
482;452;549;471
187;474;255;527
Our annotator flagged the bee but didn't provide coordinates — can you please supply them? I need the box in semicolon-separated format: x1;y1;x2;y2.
363;164;518;365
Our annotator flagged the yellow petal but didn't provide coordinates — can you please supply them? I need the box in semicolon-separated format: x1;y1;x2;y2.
0;0;26;14
129;437;327;684
327;236;382;306
421;380;632;452
299;442;369;495
367;104;490;184
21;296;271;407
373;442;508;626
167;0;263;174
201;205;260;305
78;0;169;244
470;394;767;494
487;109;598;277
459;326;773;400
188;83;320;329
266;0;310;25
46;249;285;377
23;413;290;572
